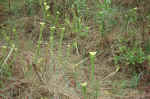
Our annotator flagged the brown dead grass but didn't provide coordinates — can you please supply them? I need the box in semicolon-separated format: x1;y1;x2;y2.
1;1;150;98
0;17;148;99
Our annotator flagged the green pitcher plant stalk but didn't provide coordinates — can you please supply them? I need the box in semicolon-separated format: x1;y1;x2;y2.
36;22;45;61
89;52;97;82
81;82;87;99
59;27;65;56
49;26;56;55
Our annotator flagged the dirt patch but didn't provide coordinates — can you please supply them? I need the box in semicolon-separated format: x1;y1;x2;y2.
0;5;7;23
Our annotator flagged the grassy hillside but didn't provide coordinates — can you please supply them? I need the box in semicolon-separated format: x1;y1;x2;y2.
0;0;150;98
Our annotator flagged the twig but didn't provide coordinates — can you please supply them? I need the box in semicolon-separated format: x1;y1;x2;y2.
32;63;45;84
0;47;14;73
75;50;104;67
2;47;14;66
102;67;120;81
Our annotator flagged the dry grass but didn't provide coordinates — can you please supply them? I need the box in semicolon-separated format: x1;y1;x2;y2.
0;0;150;99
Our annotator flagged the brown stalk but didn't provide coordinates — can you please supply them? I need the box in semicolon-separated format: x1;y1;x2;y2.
32;63;44;84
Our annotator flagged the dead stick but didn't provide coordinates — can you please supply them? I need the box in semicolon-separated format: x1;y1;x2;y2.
32;63;44;84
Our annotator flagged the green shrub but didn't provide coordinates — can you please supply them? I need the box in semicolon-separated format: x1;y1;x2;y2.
114;40;146;73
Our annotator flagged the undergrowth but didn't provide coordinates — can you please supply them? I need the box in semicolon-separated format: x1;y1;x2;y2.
0;0;150;98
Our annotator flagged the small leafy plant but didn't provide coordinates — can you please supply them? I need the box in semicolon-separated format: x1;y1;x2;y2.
114;40;146;73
